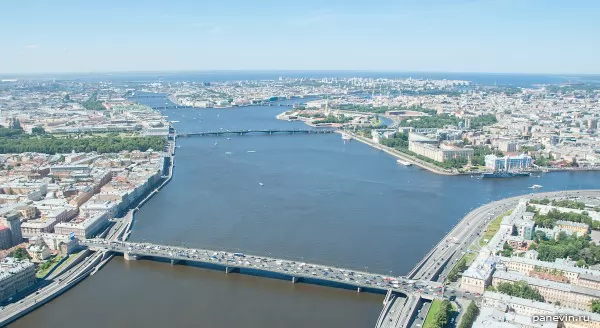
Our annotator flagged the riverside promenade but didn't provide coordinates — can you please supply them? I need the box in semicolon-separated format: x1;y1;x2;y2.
340;131;456;176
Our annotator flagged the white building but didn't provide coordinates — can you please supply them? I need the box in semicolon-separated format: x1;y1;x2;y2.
485;154;532;171
54;211;109;239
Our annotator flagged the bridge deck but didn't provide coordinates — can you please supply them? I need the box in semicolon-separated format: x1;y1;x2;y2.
177;129;334;137
83;240;442;296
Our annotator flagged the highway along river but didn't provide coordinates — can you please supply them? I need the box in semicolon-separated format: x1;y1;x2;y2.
10;95;600;327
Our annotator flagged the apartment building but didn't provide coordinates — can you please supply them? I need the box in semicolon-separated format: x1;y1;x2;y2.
54;211;109;239
481;291;600;328
555;220;589;236
492;271;600;311
460;251;497;294
0;258;36;302
500;256;600;290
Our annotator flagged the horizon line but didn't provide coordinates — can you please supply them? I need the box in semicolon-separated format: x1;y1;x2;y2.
1;69;599;78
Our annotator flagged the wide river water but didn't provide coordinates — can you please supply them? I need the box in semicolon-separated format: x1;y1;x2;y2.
11;95;600;328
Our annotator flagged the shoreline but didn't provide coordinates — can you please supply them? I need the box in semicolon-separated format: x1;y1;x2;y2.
276;110;600;176
338;131;457;176
276;110;455;175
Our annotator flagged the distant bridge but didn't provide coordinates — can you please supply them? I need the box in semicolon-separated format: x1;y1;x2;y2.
176;129;335;137
153;103;295;110
130;94;165;99
151;105;194;110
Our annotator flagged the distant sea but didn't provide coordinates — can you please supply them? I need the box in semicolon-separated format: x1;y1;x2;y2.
3;71;600;87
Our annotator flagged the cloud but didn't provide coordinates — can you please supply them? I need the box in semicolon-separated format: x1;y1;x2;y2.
24;44;39;49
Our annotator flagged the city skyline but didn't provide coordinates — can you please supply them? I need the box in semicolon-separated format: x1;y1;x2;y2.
1;0;599;75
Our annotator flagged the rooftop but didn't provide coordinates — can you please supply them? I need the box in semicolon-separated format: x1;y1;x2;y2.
493;270;600;298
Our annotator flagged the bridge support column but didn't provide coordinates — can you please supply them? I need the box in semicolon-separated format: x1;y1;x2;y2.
225;266;234;274
291;276;298;284
170;259;180;266
124;252;138;261
357;287;362;293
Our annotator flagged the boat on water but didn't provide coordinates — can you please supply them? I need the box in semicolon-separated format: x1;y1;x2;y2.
529;184;543;189
170;120;180;123
247;150;257;153
397;159;412;166
225;152;233;155
258;182;264;186
341;134;352;141
481;171;531;178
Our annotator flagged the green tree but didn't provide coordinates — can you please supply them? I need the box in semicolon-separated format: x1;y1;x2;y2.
592;300;600;314
425;300;453;328
495;281;545;302
31;126;46;135
9;247;31;260
502;242;514;257
448;257;468;282
458;302;480;328
0;135;166;155
81;92;106;111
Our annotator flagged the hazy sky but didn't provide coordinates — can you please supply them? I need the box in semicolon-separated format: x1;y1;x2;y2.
1;0;599;74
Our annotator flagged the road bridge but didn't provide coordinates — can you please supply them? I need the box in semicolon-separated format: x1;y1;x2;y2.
129;94;164;99
152;105;194;110
375;293;423;328
177;129;335;137
82;240;443;297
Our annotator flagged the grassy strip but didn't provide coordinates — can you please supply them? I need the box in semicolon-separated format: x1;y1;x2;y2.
446;209;513;283
423;300;441;328
35;255;64;278
478;210;512;247
53;250;85;274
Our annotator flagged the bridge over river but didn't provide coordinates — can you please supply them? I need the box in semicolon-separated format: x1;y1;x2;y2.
82;240;442;297
176;129;335;137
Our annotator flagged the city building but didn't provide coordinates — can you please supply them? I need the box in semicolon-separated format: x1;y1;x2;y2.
37;233;78;255
460;250;497;294
27;244;51;262
480;291;600;328
498;139;518;153
492;271;600;311
54;211;109;239
0;257;36;302
0;226;13;250
500;256;600;290
555;220;589;236
408;139;474;163
21;218;57;238
485;154;533;171
0;212;23;248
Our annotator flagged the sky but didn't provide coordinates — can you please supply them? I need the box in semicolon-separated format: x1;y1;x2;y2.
0;0;599;74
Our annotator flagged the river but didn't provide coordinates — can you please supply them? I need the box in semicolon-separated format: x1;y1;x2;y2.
10;93;600;328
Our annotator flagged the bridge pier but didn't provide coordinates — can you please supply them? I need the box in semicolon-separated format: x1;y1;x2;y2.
225;266;236;274
124;252;138;261
357;287;362;293
291;276;299;284
170;259;180;266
